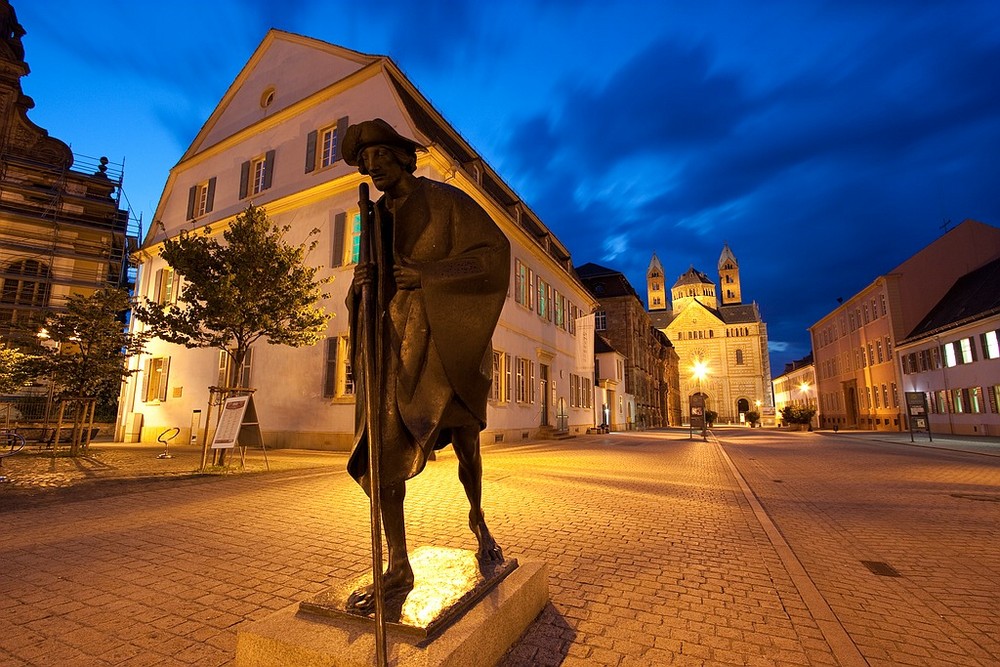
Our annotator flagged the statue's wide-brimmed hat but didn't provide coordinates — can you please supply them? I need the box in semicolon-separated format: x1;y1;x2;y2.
342;119;424;172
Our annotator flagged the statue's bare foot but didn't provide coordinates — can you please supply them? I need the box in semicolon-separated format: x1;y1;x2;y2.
346;564;414;615
472;520;504;565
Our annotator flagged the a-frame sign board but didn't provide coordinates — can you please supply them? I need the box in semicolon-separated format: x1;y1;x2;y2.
211;395;267;469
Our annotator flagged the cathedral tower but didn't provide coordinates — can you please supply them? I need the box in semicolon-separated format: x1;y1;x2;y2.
646;253;667;311
718;244;742;305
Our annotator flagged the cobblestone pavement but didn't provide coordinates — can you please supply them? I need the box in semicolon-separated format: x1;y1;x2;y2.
1;429;997;666
716;428;1000;667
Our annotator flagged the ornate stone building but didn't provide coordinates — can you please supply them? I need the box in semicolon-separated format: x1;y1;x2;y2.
577;262;680;428
647;246;773;425
0;1;137;343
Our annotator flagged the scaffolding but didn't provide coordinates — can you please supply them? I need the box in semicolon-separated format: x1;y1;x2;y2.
0;150;141;339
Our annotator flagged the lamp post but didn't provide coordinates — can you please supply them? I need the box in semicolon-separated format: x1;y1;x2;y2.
799;381;812;430
690;359;708;440
36;329;58;439
754;399;762;428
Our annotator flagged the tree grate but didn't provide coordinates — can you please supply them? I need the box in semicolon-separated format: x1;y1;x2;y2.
861;560;901;577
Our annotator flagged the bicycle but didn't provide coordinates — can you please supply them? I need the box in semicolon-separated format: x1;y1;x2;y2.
0;428;26;483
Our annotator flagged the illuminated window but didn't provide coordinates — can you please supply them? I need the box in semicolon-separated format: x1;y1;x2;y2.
152;267;178;305
537;278;550;321
595;310;607;331
984;330;1000;359
251;156;267;195
142;357;170;402
319;125;339;169
491;351;509;403
322;337;353;398
970;386;984;413
876;340;884;363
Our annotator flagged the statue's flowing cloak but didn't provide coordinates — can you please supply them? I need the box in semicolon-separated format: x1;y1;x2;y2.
348;177;510;493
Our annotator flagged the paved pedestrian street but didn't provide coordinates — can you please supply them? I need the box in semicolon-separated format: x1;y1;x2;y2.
1;429;998;666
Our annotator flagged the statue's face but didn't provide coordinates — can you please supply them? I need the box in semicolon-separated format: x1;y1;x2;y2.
361;145;407;193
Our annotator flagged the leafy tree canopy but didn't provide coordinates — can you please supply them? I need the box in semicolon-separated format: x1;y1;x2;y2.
780;405;817;424
40;287;147;404
0;343;35;394
134;205;332;386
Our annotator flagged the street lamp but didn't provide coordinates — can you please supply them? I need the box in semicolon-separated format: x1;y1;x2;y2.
690;359;709;440
798;381;812;430
755;399;762;428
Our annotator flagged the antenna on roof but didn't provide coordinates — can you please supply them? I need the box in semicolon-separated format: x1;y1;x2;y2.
940;218;952;234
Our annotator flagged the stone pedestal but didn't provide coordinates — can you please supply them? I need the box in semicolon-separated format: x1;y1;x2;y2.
236;555;548;667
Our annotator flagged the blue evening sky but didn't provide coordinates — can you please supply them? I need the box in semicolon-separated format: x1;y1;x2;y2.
15;1;1000;371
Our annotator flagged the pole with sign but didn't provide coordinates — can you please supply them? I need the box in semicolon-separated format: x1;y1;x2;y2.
904;391;932;442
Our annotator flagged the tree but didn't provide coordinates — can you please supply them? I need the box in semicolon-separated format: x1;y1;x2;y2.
0;343;35;394
704;409;718;427
134;204;331;391
745;410;760;427
39;287;147;410
780;405;816;426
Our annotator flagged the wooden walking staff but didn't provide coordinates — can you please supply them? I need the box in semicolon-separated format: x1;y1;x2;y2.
358;182;389;666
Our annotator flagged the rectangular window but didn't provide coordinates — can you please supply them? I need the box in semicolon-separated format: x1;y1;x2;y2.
217;348;253;388
142;357;170;402
891;383;899;407
554;291;565;329
882;384;889;409
491;351;509;403
153;267;177;305
880;294;887;316
529;360;536;403
873;385;880;408
867;344;874;366
876;340;884;364
960;337;976;364
936;390;948;413
943;342;957;367
970;386;984;414
241;150;275;198
595;310;607;331
322;337;353;397
514;357;524;403
252;156;267;195
504;353;512;403
320;125;339;169
983;330;1000;359
514;259;529;308
953;388;966;413
537;278;550;321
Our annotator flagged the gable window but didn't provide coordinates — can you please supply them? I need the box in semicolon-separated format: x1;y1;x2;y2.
240;150;275;198
186;177;216;220
305;117;349;173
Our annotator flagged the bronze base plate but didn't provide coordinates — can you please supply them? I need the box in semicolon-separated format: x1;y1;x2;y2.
298;546;518;641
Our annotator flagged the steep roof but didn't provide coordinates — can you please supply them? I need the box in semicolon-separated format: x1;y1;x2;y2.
673;266;714;288
901;255;1000;343
718;243;738;270
595;334;620;354
576;262;641;300
647;252;664;276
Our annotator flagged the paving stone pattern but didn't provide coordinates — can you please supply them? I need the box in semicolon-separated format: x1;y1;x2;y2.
1;430;997;665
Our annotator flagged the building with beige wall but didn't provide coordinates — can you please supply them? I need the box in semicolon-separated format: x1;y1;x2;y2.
810;219;1000;431
648;246;773;425
118;31;598;448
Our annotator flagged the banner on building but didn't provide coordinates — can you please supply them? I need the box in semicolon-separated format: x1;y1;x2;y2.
575;313;596;374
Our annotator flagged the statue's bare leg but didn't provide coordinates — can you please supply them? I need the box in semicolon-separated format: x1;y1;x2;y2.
347;480;414;614
453;425;503;564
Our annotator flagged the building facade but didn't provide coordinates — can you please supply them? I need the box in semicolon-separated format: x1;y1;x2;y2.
895;256;1000;436
772;354;818;429
0;14;137;343
118;31;597;447
648;246;773;425
577;262;680;429
810;220;1000;431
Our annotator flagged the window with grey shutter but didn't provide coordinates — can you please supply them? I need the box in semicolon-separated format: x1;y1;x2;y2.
186;186;197;220
331;212;346;267
262;150;275;190
323;337;337;398
305;130;318;173
205;176;216;213
239;160;250;199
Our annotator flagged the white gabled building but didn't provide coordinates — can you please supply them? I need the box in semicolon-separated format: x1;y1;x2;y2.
117;30;598;449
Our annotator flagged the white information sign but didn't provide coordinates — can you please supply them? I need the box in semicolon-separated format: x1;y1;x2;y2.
211;396;253;449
